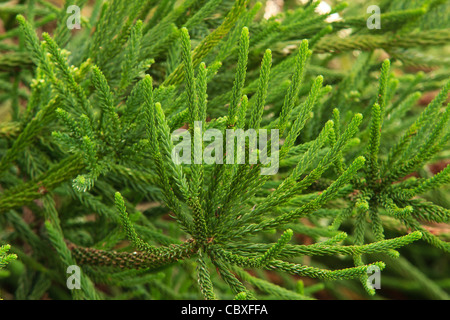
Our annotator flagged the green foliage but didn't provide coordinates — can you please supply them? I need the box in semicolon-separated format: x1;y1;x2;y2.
0;244;16;270
0;0;449;300
0;244;17;298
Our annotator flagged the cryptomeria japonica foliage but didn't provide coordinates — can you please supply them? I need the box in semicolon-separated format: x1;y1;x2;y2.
0;0;449;300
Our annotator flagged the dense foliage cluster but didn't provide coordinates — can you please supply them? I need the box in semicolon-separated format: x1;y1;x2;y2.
0;0;449;300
